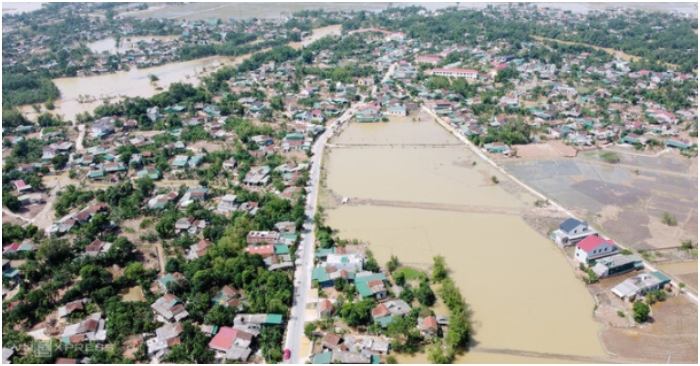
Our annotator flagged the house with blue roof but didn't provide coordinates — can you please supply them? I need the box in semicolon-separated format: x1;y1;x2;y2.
551;218;598;246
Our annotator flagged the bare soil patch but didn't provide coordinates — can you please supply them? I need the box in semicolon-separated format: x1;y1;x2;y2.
601;296;698;364
515;141;577;159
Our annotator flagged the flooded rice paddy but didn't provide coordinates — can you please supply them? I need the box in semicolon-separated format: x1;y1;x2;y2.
324;117;607;362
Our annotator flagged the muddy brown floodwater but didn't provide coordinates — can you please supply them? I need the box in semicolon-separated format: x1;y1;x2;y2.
324;117;608;363
19;25;341;124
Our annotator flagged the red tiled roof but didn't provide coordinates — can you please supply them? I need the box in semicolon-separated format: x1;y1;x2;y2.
372;304;389;318
576;235;615;253
423;316;438;329
244;245;275;257
209;326;237;351
320;299;333;312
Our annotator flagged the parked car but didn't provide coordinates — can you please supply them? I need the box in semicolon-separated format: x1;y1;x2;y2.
284;349;291;360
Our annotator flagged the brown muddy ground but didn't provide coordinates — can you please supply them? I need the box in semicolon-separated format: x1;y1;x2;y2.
601;296;698;364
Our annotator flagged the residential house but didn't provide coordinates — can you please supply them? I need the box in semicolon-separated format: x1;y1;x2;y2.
1;260;19;282
574;235;619;263
243;166;271;186
386;103;407;116
666;138;691;150
61;313;107;343
611;272;672;301
85;239;112;257
591;254;644;279
247;231;280;245
186;239;212;260
178;187;209;208
322;333;343;351
58;299;87;318
355;273;388;300
217;194;239;213
146;322;184;361
208;327;254;362
151;294;189;323
244;245;275;259
319;299;334;317
551;218;598;246
13;180;32;193
417;316;439;337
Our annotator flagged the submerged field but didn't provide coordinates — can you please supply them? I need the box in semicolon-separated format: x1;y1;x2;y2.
324;115;608;363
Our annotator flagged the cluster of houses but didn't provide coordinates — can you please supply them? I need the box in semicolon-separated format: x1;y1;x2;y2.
241;224;298;271
47;203;111;238
552;218;672;301
309;246;451;363
147;264;283;362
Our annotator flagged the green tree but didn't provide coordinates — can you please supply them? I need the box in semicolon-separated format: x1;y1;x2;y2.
432;255;448;283
416;281;436;307
633;301;650;323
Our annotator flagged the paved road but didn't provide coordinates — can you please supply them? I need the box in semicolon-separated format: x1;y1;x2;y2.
283;106;358;364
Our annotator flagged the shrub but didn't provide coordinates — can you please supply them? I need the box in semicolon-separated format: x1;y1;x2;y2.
491;175;499;184
617;311;625;318
661;211;677;226
600;151;620;164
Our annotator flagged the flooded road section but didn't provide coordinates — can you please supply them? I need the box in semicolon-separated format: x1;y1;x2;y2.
324;117;607;363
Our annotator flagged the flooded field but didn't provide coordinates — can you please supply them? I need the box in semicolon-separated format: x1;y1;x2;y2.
87;35;178;54
19;25;339;123
324;117;608;363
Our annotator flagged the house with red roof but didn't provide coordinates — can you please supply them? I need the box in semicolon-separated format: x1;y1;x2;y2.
415;55;441;66
319;298;334;317
418;316;439;337
13;180;32;193
208;326;254;362
574;235;619;263
244;245;275;259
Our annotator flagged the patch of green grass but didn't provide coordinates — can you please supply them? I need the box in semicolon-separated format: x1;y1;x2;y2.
395;267;424;281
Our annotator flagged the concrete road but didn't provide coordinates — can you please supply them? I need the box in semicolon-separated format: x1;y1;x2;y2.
283;106;358;364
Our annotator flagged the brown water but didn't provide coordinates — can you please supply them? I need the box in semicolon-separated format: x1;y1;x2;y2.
19;25;339;123
87;35;178;54
324;118;608;363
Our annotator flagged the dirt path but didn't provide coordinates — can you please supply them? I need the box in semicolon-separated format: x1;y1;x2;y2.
75;124;86;151
349;198;564;218
154;242;166;274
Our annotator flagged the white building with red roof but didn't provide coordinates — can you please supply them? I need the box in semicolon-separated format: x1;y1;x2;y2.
574;235;619;263
209;326;254;362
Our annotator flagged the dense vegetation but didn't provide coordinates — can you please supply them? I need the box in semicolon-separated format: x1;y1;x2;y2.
2;68;60;107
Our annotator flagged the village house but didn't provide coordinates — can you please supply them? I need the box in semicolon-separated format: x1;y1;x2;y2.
146;322;184;361
417;316;439;337
217;194;239;213
611;271;672;301
551;218;598;246
151;294;189;323
574;235;619;263
61;313;107;344
84;239;112;257
591;254;644;279
208;326;254;362
58;299;87;318
186;239;212;260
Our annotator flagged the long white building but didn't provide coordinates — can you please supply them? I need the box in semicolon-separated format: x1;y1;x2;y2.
428;68;479;80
